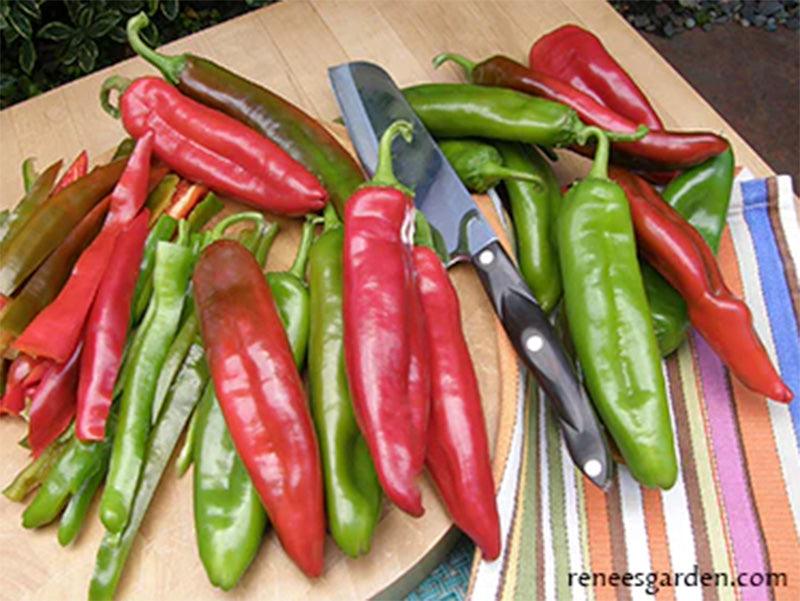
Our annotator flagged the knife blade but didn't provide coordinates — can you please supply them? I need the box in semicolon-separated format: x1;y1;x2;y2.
329;61;612;489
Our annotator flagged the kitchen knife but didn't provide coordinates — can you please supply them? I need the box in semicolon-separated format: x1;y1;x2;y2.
329;61;612;489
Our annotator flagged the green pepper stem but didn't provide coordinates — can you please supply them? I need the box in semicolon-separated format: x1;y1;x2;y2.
127;13;185;85
175;218;190;246
605;124;649;143
483;165;544;189
288;216;323;279
365;120;414;195
99;76;132;119
576;127;611;180
209;211;265;241
414;210;435;250
322;203;341;231
433;53;476;80
254;221;280;268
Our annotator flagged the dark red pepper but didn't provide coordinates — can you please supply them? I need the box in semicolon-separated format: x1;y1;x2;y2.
194;239;325;578
609;168;792;402
52;151;89;196
102;75;327;216
76;211;150;441
413;245;500;559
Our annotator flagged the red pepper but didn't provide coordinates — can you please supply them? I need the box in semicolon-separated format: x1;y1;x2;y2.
105;76;327;216
194;239;325;578
0;354;46;415
439;54;728;172
609;168;792;402
28;342;81;457
166;181;207;219
407;269;431;473
343;121;423;517
529;25;664;131
52;151;89;196
413;246;501;559
13;136;156;363
76;211;149;441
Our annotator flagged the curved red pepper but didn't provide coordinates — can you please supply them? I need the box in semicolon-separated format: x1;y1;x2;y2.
76;211;149;441
28;342;81;457
118;77;327;215
609;168;792;402
407;270;431;474
194;240;325;577
52;151;89;196
530;25;663;130
413;246;500;559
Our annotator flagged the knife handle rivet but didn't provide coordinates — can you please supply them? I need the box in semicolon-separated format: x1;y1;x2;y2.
525;334;544;353
478;250;495;266
584;459;603;479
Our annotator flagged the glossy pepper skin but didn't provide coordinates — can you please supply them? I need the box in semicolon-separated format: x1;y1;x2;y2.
644;149;734;355
436;53;728;172
0;160;61;248
127;12;363;217
413;245;501;559
53;151;89;196
610;168;792;403
344;121;424;517
496;142;562;313
557;128;677;490
102;75;327;216
529;24;664;131
194;240;325;578
439;139;543;193
76;211;150;441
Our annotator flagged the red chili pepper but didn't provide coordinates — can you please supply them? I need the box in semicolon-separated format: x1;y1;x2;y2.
194;239;325;578
438;54;728;172
413;246;501;559
0;354;45;415
13;136;156;363
529;25;663;131
52;151;89;196
609;168;792;402
76;211;149;442
28;342;81;457
343;121;423;517
166;181;207;219
407;272;431;473
104;76;327;216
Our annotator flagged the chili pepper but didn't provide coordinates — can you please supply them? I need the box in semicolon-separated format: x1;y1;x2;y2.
167;181;208;220
22;157;38;194
127;12;363;217
439;139;543;193
151;309;199;426
186;192;224;232
145;174;179;225
406;258;431;475
0;160;61;247
101;75;327;216
435;53;728;172
0;355;41;414
2;435;69;502
529;24;664;131
0;358;5;399
0;197;110;356
176;406;198;477
643;149;735;355
194;240;325;578
413;243;501;559
495;142;562;313
13;135;155;363
0;157;128;296
58;460;106;546
609;167;792;402
76;212;150;442
52;151;89;196
113;138;137;160
131;214;178;324
89;343;207;601
557;127;677;489
343;120;425;516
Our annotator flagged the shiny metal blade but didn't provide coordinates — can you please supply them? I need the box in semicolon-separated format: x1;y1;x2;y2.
329;61;497;264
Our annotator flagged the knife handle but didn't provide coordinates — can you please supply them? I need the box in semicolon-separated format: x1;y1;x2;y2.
472;240;612;488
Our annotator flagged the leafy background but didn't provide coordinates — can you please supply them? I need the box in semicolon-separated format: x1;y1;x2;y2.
0;0;274;109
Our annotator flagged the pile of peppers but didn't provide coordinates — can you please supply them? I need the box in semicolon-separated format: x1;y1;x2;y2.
1;13;794;599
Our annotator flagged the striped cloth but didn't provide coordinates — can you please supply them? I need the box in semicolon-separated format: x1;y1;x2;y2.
411;171;800;601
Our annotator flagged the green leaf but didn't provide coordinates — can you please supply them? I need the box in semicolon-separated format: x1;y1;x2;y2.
7;9;32;38
77;39;98;73
61;43;79;66
19;38;36;74
0;13;7;30
147;0;159;16
16;0;40;21
4;26;19;43
109;25;127;43
38;21;73;41
161;0;178;20
64;0;80;24
88;10;121;38
76;5;94;29
119;0;145;15
140;21;158;46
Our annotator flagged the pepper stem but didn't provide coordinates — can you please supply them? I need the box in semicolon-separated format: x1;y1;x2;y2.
288;216;323;279
433;53;476;80
99;76;132;119
127;13;185;85
209;211;265;241
364;120;414;195
578;124;648;180
483;165;544;189
254;221;280;268
414;210;434;250
322;203;341;231
605;124;649;143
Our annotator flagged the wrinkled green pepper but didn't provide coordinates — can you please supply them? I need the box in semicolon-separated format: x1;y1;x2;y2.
439;139;542;193
557;127;676;490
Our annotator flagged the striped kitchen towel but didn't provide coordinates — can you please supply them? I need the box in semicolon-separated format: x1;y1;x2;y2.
460;171;800;601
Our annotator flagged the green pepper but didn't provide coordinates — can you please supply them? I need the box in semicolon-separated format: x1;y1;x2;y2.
496;142;562;313
57;456;107;546
112;138;137;160
2;434;70;502
643;148;734;355
308;206;381;557
557;127;676;490
89;342;208;601
130;214;178;325
439;139;542;193
186;192;225;232
144;174;179;225
22;157;39;193
0;159;61;247
100;222;195;534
